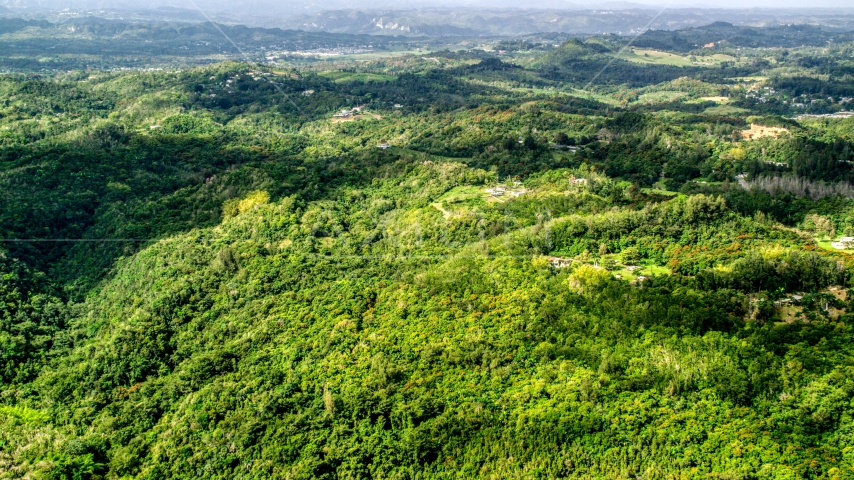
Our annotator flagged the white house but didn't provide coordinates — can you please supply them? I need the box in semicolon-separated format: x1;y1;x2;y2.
833;237;854;249
548;257;572;268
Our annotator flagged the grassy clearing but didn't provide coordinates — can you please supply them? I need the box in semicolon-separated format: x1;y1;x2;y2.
728;76;769;89
645;265;672;275
318;71;395;83
616;49;692;66
615;49;736;67
431;185;487;218
636;91;689;104
817;238;854;253
684;96;731;104
570;89;624;107
704;105;750;115
612;263;672;281
641;188;678;197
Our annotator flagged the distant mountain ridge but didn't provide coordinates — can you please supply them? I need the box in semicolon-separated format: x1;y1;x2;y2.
277;8;854;37
0;16;47;34
634;21;854;51
0;17;399;63
4;4;854;37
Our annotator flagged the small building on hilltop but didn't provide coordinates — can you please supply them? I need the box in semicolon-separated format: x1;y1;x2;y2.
549;257;572;268
833;237;854;249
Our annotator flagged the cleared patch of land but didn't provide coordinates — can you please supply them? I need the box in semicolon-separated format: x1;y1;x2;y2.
330;113;383;123
615;49;736;67
636;91;689;104
612;264;671;281
430;185;487;218
317;71;395;83
742;123;789;140
817;238;854;252
641;188;678;197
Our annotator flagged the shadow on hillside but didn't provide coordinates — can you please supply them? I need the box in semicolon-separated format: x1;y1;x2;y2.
0;128;406;297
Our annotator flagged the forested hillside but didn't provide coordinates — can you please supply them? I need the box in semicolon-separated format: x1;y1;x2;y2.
2;21;854;479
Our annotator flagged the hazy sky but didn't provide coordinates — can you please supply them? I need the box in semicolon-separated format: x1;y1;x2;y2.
594;0;853;7
2;0;853;9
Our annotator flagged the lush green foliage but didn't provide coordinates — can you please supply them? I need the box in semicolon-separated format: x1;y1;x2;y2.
2;23;854;479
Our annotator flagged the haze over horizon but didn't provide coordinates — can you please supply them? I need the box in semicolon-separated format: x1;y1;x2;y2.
2;0;854;15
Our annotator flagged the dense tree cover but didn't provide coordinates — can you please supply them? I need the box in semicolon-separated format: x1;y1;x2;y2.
0;250;65;385
2;27;854;478
3;161;854;478
634;22;854;52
